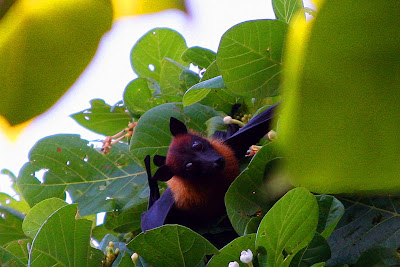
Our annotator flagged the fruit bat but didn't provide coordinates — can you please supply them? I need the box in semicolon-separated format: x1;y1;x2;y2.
141;102;280;231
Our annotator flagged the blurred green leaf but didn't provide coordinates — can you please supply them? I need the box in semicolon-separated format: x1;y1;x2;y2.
217;19;287;98
112;0;187;18
130;28;188;83
0;0;113;125
0;0;17;19
315;195;344;239
29;204;104;266
225;143;282;236
256;188;319;267
17;134;147;216
207;234;256;267
127;224;218;267
22;198;67;238
272;0;304;24
279;1;400;194
130;103;220;166
71;99;132;136
182;46;216;69
290;233;331;267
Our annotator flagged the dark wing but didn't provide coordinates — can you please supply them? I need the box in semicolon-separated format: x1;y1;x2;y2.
141;188;175;231
141;155;175;231
224;102;280;159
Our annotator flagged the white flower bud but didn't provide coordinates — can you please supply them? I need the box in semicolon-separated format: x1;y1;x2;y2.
240;249;253;264
223;116;233;124
267;130;277;140
131;252;139;265
228;261;240;267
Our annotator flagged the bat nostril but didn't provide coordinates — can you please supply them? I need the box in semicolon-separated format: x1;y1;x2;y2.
214;157;225;169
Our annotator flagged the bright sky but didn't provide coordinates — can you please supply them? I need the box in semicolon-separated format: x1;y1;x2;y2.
0;0;279;195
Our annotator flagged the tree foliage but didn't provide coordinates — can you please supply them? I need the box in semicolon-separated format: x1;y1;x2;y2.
1;0;400;266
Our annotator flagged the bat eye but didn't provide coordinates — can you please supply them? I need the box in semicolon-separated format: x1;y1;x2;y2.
192;141;203;151
185;162;194;172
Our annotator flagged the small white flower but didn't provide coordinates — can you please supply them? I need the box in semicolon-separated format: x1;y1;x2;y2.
228;261;240;267
223;116;233;124
240;249;253;264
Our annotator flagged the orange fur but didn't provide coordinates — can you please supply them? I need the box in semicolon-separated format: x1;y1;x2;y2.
166;138;239;217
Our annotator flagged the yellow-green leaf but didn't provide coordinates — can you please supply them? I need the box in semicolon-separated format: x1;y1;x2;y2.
0;0;113;126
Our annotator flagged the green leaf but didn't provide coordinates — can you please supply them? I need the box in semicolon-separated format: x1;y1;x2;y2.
217;19;287;98
70;99;132;136
205;116;227;138
0;200;26;246
130;103;220;166
327;196;400;266
225;143;283;236
256;188;319;267
279;1;400;194
272;0;304;24
22;198;67;238
91;224;119;244
0;192;29;216
123;78;164;115
3;239;30;265
130;28;188;83
0;0;113;125
0;0;17;20
127;224;219;267
119;251;135;267
180;69;200;92
183;76;226;106
182;46;216;69
355;246;400;267
0;246;25;267
159;58;187;98
104;201;148;233
201;60;220;81
17;134;148;216
28;204;104;266
315;195;344;239
206;234;256;267
290;233;331;267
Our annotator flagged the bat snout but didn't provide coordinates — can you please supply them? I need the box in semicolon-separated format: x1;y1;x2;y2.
213;157;225;170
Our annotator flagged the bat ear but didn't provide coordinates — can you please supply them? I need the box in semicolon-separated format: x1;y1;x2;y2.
170;117;187;136
153;165;174;181
153;155;166;167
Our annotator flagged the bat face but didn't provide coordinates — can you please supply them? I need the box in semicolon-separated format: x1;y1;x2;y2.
166;133;225;181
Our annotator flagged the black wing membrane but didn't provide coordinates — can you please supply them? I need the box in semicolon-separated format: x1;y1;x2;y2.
141;188;175;231
224;102;280;158
141;155;175;231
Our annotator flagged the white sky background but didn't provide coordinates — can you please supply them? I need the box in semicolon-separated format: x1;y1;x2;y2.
0;0;280;195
